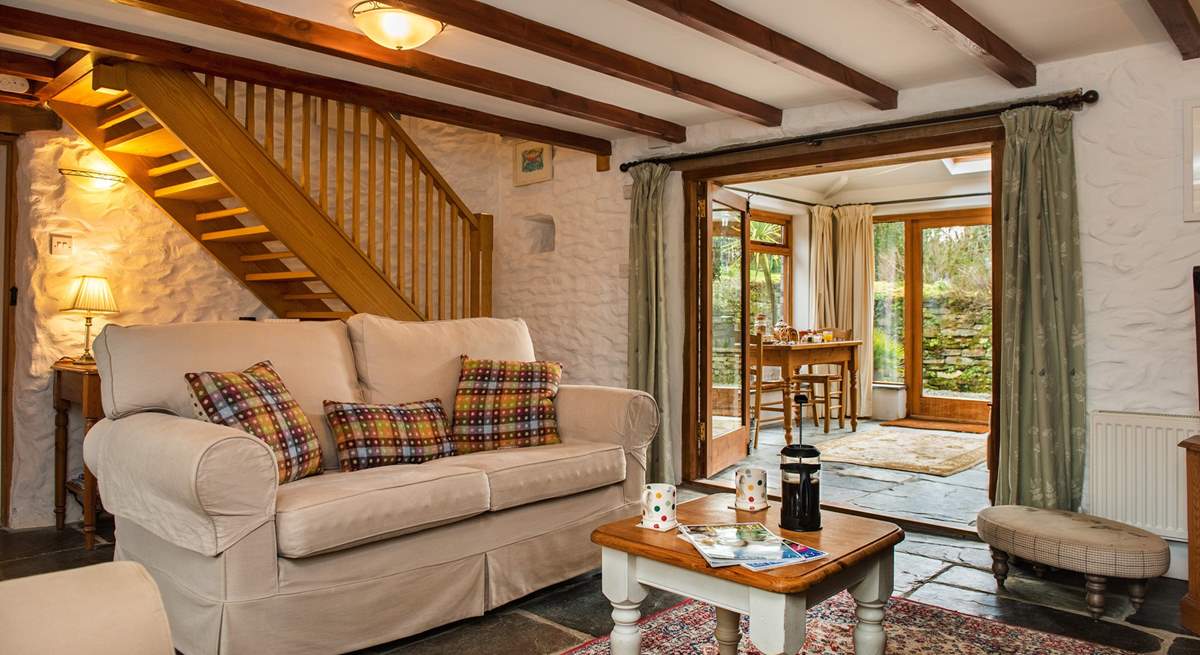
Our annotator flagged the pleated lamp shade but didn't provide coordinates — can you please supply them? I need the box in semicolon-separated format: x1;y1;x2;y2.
62;275;118;315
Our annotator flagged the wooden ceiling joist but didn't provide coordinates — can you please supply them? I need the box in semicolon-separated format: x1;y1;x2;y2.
0;6;612;155
626;0;897;110
0;49;55;83
381;0;784;126
112;0;686;143
1147;0;1200;60
890;0;1035;87
0;90;40;107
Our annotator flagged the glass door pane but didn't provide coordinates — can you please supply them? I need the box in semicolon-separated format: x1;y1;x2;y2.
710;207;745;440
873;221;905;384
919;223;992;408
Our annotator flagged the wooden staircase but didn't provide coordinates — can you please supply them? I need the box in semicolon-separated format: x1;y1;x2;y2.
46;60;492;321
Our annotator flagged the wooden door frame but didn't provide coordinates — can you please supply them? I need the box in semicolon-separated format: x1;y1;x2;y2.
876;206;992;423
681;122;1006;500
1;135;17;527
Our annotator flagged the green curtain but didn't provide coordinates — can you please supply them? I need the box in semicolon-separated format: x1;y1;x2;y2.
995;106;1087;510
627;162;674;483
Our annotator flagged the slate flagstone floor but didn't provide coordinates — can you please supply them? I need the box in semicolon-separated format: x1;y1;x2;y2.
2;495;1197;654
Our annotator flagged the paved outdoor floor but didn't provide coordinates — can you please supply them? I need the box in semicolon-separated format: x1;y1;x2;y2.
2;498;1197;654
701;421;991;528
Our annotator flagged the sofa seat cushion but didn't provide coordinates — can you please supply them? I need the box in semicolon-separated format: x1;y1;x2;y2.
422;441;625;511
275;465;490;558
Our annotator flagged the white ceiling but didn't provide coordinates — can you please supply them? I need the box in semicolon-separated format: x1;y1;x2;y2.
0;0;1183;142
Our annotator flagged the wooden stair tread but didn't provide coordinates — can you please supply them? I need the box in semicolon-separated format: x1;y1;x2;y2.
155;176;230;201
202;225;273;242
285;311;352;320
196;206;249;221
98;103;147;131
240;250;294;262
100;92;133;111
282;292;339;300
104;124;185;157
148;156;201;177
246;270;317;282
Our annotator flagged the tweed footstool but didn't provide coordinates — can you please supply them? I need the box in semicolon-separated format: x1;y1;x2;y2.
977;506;1170;619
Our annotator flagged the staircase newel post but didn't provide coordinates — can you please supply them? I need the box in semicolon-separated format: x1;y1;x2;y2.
478;213;493;317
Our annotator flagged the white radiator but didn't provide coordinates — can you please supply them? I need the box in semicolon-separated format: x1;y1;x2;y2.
1085;411;1200;542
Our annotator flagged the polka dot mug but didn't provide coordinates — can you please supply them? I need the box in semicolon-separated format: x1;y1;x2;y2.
638;483;678;532
735;466;768;511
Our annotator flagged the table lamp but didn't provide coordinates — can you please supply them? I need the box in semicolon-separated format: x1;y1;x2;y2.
62;275;118;364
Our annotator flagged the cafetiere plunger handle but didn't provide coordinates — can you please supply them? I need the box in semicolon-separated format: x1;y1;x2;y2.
792;393;807;447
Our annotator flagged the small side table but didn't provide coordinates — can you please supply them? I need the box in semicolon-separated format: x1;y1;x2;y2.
52;357;104;549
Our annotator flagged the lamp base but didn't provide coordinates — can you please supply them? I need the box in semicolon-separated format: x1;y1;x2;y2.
73;352;96;364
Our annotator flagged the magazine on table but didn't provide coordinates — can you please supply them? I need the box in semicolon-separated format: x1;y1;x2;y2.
677;522;827;570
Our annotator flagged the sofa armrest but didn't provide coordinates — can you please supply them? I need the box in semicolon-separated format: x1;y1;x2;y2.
555;385;659;472
84;413;278;557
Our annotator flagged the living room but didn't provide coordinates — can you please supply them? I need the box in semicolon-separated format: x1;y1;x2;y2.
1;1;1200;654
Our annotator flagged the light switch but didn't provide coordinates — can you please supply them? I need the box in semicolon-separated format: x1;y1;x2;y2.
49;234;73;256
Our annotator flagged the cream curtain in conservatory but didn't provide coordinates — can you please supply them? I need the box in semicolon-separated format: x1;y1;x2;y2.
995;106;1086;511
627;162;674;483
809;206;836;330
834;204;875;417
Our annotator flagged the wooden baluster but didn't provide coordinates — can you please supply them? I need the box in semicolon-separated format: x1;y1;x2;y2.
397;144;406;294
411;161;419;304
264;86;275;157
319;98;329;215
352;104;361;247
367;110;377;264
383;131;391;282
224;78;235;112
204;73;214;94
469;222;481;317
425;174;433;318
301;95;311;194
438;192;446;320
245;82;255;135
284;90;294;178
336;101;345;231
479;213;493;317
450;209;459;318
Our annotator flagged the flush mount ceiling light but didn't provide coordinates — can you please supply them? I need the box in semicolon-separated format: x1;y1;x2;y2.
351;1;445;50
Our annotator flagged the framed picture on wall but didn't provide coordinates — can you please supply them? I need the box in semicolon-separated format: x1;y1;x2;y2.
1184;99;1200;222
513;141;553;186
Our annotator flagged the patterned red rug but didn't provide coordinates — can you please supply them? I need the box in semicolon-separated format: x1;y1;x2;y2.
563;592;1133;654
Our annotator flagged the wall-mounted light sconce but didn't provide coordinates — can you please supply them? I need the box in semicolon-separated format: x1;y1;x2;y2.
58;167;126;192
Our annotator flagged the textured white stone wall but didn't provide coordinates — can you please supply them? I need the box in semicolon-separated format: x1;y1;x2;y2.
9;129;270;528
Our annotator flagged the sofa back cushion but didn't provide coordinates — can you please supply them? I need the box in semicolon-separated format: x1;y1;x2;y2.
346;314;536;412
94;320;362;470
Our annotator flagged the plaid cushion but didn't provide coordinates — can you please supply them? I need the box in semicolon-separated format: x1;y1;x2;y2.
186;360;323;484
324;399;456;471
452;357;562;453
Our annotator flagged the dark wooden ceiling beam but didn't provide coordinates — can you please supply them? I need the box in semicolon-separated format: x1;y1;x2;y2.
0;48;55;82
380;0;783;126
0;90;40;107
0;6;612;155
625;0;897;110
1147;0;1200;59
0;102;61;132
111;0;686;142
890;0;1035;87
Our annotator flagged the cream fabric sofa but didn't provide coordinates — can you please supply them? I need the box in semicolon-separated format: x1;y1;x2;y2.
82;314;658;655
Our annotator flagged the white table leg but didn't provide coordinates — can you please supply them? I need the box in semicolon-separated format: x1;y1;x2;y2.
714;606;741;655
747;589;806;655
602;548;647;655
849;548;893;655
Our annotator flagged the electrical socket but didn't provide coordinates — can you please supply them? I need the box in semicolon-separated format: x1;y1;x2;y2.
49;233;73;256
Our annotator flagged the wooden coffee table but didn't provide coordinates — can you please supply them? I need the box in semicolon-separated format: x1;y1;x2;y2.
591;493;903;655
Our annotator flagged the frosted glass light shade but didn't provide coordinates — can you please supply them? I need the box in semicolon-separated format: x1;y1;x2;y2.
62;275;119;315
352;1;445;50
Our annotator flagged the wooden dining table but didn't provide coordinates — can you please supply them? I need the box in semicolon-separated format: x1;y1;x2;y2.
761;340;862;443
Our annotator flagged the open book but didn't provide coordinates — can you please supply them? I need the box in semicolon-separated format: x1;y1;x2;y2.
678;522;827;571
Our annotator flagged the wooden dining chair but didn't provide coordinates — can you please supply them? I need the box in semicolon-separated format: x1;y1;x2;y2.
792;328;851;434
749;333;789;448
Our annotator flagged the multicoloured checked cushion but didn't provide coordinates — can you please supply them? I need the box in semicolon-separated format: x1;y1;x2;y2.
323;399;456;471
452;357;562;453
185;361;323;484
